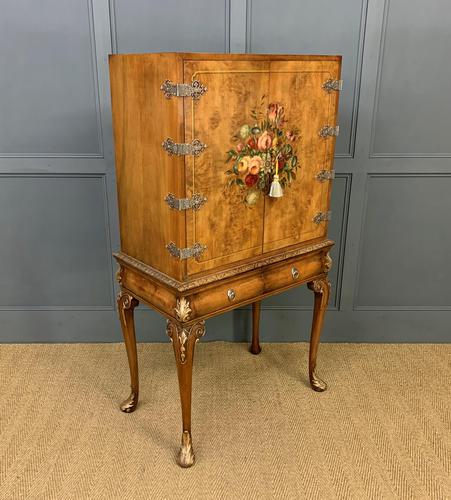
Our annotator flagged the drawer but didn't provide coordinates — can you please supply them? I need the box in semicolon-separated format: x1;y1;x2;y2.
190;273;265;318
188;252;324;319
261;253;323;295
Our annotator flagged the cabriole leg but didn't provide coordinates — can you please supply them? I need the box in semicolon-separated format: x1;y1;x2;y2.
250;301;262;355
166;319;205;468
117;291;140;412
307;278;331;392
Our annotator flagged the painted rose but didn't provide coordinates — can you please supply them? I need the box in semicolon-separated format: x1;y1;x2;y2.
268;103;277;122
237;155;251;174
257;131;272;151
245;173;258;187
224;96;299;206
277;156;286;170
249;156;263;175
286;130;296;142
278;106;285;124
239;125;251;139
247;137;257;149
268;103;284;125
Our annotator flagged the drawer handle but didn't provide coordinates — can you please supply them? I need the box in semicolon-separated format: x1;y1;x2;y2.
227;289;236;301
291;267;300;280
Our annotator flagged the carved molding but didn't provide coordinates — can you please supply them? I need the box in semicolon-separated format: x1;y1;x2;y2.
175;297;191;322
166;320;205;364
116;266;123;285
114;239;334;292
117;290;139;310
307;278;331;296
323;252;333;272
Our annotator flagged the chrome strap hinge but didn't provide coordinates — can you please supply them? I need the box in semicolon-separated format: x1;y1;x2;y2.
166;242;206;260
313;211;332;224
164;193;207;211
162;138;207;156
322;79;343;93
316;169;336;182
319;125;340;138
160;79;207;100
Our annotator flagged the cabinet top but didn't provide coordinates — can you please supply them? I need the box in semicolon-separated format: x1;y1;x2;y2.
109;52;342;62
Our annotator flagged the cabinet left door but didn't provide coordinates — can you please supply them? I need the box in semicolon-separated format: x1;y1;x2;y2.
183;59;270;275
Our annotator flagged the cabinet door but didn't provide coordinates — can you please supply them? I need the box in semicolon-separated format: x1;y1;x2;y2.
183;60;270;275
263;60;340;253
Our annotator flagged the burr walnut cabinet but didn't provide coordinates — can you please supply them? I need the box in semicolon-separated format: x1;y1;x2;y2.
109;52;341;467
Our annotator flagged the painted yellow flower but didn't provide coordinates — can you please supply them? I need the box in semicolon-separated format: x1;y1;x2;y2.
249;155;263;175
237;155;251;174
272;136;279;147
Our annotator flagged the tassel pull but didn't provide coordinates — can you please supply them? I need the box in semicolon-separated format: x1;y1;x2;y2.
269;174;283;198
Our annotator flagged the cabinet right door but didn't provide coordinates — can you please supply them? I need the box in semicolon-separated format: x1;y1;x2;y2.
263;59;341;253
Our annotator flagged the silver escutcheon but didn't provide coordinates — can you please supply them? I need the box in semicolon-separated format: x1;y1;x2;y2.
160;79;207;100
227;289;236;301
316;169;336;182
312;211;332;225
166;242;206;260
165;193;207;211
322;79;343;93
291;267;300;280
319;125;340;138
162;138;207;156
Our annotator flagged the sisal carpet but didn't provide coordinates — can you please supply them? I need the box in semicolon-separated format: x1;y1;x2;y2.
0;342;450;500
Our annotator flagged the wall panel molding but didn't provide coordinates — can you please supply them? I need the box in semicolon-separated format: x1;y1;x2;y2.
109;0;231;54
246;0;368;160
0;0;103;159
0;173;115;311
369;0;451;158
354;173;451;311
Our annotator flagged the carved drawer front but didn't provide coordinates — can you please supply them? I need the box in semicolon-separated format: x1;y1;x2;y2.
190;274;265;318
261;253;324;295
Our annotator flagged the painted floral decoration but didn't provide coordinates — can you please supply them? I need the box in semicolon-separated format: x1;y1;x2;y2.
225;98;299;206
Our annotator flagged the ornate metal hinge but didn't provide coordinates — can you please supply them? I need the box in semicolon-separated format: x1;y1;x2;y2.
166;242;206;260
322;79;343;93
319;125;340;138
313;211;332;224
160;79;207;100
164;193;207;211
162;138;207;156
316;169;335;182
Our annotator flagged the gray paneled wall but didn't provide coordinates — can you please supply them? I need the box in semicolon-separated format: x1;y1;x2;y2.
1;0;449;342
